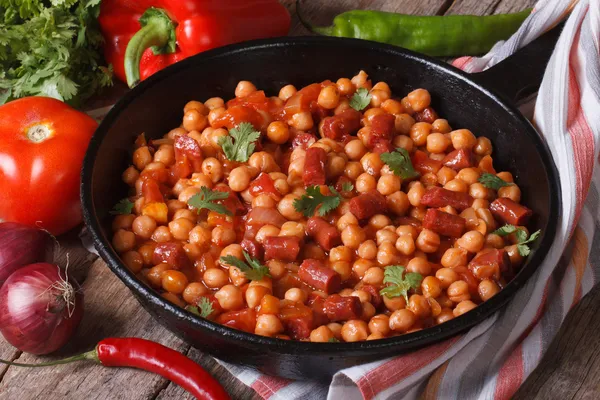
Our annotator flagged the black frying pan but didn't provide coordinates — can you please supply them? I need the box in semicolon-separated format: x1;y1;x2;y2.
81;26;562;380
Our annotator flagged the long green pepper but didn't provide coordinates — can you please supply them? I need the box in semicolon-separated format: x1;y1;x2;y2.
297;2;531;57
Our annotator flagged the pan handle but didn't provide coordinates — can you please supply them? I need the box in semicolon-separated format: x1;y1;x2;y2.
470;22;565;104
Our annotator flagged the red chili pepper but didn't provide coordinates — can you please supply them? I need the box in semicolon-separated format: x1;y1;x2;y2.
0;337;230;400
98;0;291;88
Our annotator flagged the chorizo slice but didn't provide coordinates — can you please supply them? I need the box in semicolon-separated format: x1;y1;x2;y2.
323;294;363;322
422;208;466;238
490;198;533;225
152;242;190;269
263;236;301;262
420;187;474;211
303;147;327;187
443;148;475;171
298;259;341;293
306;217;341;251
349;190;387;220
468;248;511;281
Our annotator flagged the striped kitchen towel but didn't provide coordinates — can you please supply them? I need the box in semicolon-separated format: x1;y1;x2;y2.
217;0;600;398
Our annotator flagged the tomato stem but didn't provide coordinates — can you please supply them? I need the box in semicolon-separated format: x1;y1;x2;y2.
0;349;99;368
26;124;53;143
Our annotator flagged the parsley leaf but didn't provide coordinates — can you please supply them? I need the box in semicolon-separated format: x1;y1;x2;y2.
218;122;261;162
380;148;419;179
379;265;423;302
187;187;232;216
186;297;214;319
220;251;271;281
493;225;541;256
349;88;372;111
110;198;134;215
341;182;354;192
478;173;514;190
293;185;343;217
328;337;340;343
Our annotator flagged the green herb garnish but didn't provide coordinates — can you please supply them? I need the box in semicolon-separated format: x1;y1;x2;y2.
220;251;271;281
218;122;261;162
349;88;372;111
293;185;343;217
186;297;214;318
110;198;134;215
187;186;232;216
379;265;423;302
478;173;514;190
493;225;541;256
328;337;340;343
380;148;419;180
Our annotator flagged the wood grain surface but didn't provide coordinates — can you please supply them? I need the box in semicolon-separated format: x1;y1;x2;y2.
2;1;597;399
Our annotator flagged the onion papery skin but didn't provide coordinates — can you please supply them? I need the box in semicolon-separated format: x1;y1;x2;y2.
0;222;53;285
0;263;83;355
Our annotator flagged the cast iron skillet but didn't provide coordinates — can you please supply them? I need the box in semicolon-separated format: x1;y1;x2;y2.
82;26;562;380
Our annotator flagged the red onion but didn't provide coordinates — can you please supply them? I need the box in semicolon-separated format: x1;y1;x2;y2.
245;207;286;228
0;222;54;285
0;263;83;355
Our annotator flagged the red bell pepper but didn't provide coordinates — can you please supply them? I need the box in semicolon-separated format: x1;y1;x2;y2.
98;1;291;88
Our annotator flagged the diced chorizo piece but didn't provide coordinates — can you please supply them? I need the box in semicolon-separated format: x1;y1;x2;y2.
248;172;280;199
422;209;466;238
430;239;453;264
323;294;363;322
443;148;475;171
490;198;533;225
241;239;263;259
468;249;511;281
291;133;317;150
217;308;257;333
303;147;327;187
320;109;362;140
395;216;423;230
174;134;203;174
243;224;261;241
284;317;313;340
279;300;314;340
310;296;330;326
306;217;341;251
372;139;394;154
298;259;342;293
453;265;480;296
360;285;383;309
142;176;164;203
263;236;302;262
421;187;474;211
412;150;443;174
152;242;190;269
368;114;395;149
414;107;438;123
349;190;387;220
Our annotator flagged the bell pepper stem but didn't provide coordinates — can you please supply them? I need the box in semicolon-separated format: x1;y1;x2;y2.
0;349;99;368
125;8;176;88
296;0;333;36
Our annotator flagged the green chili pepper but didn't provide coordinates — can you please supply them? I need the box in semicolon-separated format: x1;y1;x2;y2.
297;1;531;57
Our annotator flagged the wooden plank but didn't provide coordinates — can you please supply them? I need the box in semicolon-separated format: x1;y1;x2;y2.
445;0;535;15
514;285;600;400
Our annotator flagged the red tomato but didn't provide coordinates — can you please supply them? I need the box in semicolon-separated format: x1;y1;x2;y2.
0;97;97;235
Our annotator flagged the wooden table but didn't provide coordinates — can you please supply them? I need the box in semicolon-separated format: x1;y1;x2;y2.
2;0;599;399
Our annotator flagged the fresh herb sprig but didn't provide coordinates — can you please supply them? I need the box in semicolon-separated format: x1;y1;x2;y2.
293;184;350;218
186;297;214;318
110;198;134;215
187;187;232;216
349;88;372;111
220;251;271;281
478;173;514;190
218;122;261;162
380;148;419;179
379;265;423;302
493;225;541;256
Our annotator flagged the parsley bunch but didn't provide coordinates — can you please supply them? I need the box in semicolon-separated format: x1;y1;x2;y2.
493;225;541;256
0;0;112;105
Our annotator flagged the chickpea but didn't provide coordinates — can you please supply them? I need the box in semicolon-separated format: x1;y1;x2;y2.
252;194;276;208
161;270;188;294
395;114;415;136
381;99;404;114
344;161;364;180
220;245;244;262
363;267;385;286
469;182;492;200
289;111;314;131
351;70;371;89
234;80;256;98
375;174;400;196
279;221;305;238
448;281;471;303
450;129;477;150
211;226;236;247
453;300;477;317
255;314;284;337
330;245;353;262
396;225;418;239
310;325;335;343
383;192;408;217
182;282;208;305
112;229;136;253
198;158;222;184
407;88;431;112
358;240;377;260
203;268;229;289
478;279;501;301
266;121;290;144
215;284;243;311
284;288;308;304
486;233;506;249
410;122;432;146
360;152;384;177
266;260;286;280
131;215;156;239
407;182;426;206
249;152;278;174
440;248;468;269
255;225;280;244
352;259;374;279
227;166;251;192
317;85;340;109
345;139;367;161
389;309;416;332
147;263;170;288
432;119;452;133
393;235;414;256
335;78;354;96
436;268;459;289
331;261;352;281
164;219;193;242
407;294;431;319
367;314;390;336
474;136;493;156
341;225;366;249
341;320;369;342
455;230;484;253
382;293;406;312
200;97;222;110
122;166;139;187
444;179;469;193
426;132;451;153
406;257;432;276
436;167;456;186
421;276;442;298
182;109;208;132
416;229;440;253
122;251;143;273
244;285;270;309
278;194;303;220
138;243;157;266
278;84;297;101
456;168;480;185
436;308;455;324
370;89;390;108
498;185;521;202
372;82;391;95
506;244;524;266
133;146;152;170
337;212;359;231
